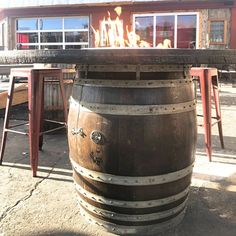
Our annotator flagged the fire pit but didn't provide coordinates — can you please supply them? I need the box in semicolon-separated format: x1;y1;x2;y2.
0;48;235;235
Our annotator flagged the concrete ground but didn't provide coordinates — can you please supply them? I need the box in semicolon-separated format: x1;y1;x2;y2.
0;82;236;236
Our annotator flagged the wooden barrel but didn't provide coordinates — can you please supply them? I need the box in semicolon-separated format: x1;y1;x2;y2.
68;64;197;235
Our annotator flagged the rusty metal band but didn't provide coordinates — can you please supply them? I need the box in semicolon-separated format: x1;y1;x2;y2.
70;97;196;116
70;158;193;186
74;78;193;88
78;196;187;222
79;205;186;235
75;183;189;208
76;64;191;72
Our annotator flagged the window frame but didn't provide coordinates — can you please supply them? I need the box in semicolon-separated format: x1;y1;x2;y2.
15;16;90;50
208;19;227;45
133;12;199;49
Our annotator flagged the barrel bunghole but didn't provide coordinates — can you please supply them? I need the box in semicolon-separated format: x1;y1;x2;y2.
68;64;197;235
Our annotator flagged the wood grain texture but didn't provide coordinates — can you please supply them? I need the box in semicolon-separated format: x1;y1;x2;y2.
0;49;236;65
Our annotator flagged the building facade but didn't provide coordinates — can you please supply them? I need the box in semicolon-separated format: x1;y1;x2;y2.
0;0;236;50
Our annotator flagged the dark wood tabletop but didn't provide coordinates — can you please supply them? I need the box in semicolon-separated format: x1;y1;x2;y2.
0;48;236;65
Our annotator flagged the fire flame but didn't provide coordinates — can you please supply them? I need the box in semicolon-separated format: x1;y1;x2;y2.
91;7;172;48
91;7;151;48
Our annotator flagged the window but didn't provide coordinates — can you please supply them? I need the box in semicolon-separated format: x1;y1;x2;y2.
209;20;227;45
134;13;198;48
16;16;89;50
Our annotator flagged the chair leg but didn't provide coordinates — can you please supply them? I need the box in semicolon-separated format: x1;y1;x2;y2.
58;72;68;124
0;76;15;164
212;75;224;149
200;70;212;162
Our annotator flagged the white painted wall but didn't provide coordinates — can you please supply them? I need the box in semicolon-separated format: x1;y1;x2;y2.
0;18;8;50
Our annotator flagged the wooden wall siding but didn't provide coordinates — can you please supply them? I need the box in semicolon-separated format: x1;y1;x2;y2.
231;7;236;48
44;64;75;115
200;9;209;48
44;80;73;112
208;9;231;49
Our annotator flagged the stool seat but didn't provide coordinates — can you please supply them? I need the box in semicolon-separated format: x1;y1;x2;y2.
190;67;224;161
0;68;68;177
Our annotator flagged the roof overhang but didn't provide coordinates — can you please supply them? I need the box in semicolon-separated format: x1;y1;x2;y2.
0;0;235;9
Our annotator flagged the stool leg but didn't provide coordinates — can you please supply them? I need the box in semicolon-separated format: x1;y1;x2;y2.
0;76;15;164
200;70;212;161
28;71;43;177
58;72;68;124
212;75;224;149
39;78;44;151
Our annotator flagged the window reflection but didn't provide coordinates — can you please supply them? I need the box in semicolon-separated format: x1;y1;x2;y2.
134;13;197;48
64;17;88;29
17;44;38;50
156;16;174;48
41;45;63;49
39;18;62;30
17;33;38;43
16;16;89;49
65;45;88;49
65;32;88;42
135;16;153;46
210;21;225;43
177;15;196;48
17;18;38;31
40;32;63;43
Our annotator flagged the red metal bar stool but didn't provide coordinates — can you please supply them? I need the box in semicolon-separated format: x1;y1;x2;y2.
190;67;224;161
0;68;68;177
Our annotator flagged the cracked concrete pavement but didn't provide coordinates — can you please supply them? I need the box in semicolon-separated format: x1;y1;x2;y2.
0;82;236;236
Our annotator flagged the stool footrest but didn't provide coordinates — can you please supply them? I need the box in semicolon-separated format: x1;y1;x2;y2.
41;125;66;135
44;119;66;125
9;122;29;129
5;129;28;135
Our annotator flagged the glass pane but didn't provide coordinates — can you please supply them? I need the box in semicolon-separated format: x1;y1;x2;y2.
17;18;38;31
17;33;38;44
65;32;88;42
135;16;153;46
40;32;63;43
40;18;62;30
156;16;174;48
17;45;39;50
41;45;63;49
65;45;83;49
64;17;89;29
177;15;196;48
210;21;224;43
